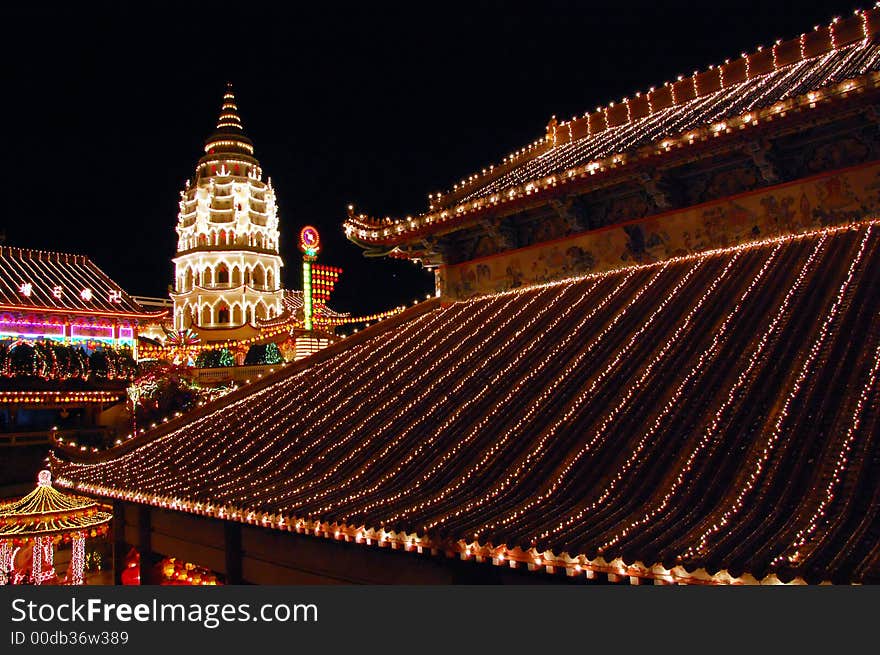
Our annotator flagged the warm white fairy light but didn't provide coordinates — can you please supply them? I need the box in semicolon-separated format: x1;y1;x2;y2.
424;262;700;532
778;339;880;566
326;276;615;518
683;225;875;560
71;533;86;585
305;287;570;515
483;248;753;540
53;220;879;586
253;291;541;510
345;37;880;245
587;242;793;553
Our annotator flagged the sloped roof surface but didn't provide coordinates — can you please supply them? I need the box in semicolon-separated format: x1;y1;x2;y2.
460;41;880;203
0;247;153;316
54;220;880;583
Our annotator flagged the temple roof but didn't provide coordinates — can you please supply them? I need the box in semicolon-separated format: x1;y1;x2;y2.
344;9;880;251
53;219;880;584
0;471;111;538
0;246;165;319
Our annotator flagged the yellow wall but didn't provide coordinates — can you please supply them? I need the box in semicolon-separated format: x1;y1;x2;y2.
440;161;880;299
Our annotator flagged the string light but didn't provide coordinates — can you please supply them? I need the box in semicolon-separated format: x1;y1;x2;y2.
778;339;880;565
682;225;875;560
344;33;880;249
586;242;792;553
52;224;879;583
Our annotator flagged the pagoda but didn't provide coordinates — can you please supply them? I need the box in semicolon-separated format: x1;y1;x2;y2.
171;83;284;341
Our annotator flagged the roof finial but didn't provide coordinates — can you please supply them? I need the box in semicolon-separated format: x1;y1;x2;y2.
216;81;244;132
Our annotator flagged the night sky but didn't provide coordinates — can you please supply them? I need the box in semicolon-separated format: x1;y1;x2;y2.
3;0;863;316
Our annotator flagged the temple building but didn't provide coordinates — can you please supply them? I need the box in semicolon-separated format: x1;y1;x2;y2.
171;83;284;341
54;10;880;585
0;247;163;355
0;247;163;466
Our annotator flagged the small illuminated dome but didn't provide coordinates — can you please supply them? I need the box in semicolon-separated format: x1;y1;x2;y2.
171;83;284;333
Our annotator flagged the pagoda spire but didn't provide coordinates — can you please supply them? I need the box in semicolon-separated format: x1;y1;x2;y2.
216;81;244;133
203;82;254;156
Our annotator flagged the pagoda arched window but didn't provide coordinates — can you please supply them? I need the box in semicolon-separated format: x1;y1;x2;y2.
253;266;265;288
217;304;229;324
232;304;243;325
202;268;211;287
201;305;212;326
255;234;264;249
245;267;253;286
267;269;274;290
217;264;229;285
231;266;242;286
198;234;207;247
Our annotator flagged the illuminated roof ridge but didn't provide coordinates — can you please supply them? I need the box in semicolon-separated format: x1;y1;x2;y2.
0;245;89;263
343;7;880;247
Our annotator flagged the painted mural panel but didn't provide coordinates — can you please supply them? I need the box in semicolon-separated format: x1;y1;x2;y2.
439;162;880;299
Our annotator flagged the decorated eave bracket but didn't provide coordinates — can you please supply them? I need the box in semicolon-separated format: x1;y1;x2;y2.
388;239;448;269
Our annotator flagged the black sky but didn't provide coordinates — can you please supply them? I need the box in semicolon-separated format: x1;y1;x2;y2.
3;0;862;316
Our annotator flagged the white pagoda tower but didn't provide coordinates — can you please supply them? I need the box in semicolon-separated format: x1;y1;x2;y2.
171;83;284;336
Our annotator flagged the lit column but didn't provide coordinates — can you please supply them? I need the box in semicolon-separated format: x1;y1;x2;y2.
71;533;86;585
303;261;313;330
0;539;10;585
31;537;42;585
298;226;321;332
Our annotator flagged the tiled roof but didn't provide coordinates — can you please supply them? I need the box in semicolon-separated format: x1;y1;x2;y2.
54;220;880;584
461;42;880;203
0;247;160;318
344;11;880;247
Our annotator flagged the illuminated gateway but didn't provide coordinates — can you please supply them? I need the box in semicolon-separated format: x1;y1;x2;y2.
56;10;880;585
171;83;283;338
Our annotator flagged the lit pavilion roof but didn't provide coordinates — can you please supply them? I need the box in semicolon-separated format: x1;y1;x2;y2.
54;219;880;584
0;246;165;319
255;290;349;330
0;471;111;539
344;9;880;250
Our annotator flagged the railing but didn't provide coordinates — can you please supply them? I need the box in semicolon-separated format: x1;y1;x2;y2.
192;364;285;385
